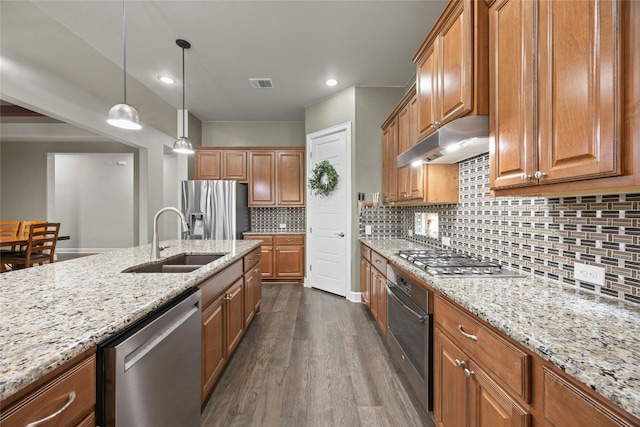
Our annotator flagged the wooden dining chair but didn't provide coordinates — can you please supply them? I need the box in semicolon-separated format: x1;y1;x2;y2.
2;223;60;269
0;221;21;237
1;221;22;272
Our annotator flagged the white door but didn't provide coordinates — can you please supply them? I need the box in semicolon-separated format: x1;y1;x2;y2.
306;123;351;297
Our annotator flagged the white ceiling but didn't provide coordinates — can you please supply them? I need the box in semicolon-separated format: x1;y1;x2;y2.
1;0;447;123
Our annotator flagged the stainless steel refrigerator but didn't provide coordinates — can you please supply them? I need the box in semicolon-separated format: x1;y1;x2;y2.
181;180;250;240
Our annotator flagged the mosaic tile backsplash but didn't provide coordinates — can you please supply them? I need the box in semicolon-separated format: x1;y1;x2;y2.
359;154;640;305
251;207;306;233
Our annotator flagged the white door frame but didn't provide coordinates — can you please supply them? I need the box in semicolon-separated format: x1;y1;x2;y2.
305;122;352;299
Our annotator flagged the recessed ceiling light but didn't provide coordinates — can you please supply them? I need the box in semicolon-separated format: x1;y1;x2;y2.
158;75;176;84
325;78;338;87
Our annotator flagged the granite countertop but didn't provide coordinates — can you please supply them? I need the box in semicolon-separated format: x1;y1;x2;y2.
360;238;640;420
0;239;260;402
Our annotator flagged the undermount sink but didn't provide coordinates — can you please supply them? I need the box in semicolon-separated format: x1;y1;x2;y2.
123;254;225;274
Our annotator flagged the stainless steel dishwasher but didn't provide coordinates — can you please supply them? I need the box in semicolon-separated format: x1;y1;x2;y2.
97;289;201;427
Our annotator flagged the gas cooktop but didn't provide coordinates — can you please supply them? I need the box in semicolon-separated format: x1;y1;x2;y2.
397;249;524;278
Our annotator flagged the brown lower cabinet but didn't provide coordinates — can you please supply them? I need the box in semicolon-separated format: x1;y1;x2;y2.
0;352;96;427
434;328;530;427
367;249;387;335
434;293;640;427
360;244;371;307
359;243;640;426
243;247;262;328
199;256;261;404
244;234;305;283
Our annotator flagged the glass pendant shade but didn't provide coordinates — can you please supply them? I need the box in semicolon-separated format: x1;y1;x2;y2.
173;136;194;154
107;103;141;130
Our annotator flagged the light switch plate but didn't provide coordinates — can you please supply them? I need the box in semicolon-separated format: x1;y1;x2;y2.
279;223;287;229
574;262;605;286
365;225;372;235
442;237;451;246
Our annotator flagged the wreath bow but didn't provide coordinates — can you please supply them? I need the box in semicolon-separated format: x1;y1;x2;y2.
308;160;339;197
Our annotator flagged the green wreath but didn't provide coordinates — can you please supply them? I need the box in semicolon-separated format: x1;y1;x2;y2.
308;160;339;197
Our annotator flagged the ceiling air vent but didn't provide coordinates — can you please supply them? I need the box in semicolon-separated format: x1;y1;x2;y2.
249;78;274;89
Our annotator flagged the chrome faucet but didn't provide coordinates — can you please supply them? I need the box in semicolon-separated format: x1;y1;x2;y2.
151;207;189;260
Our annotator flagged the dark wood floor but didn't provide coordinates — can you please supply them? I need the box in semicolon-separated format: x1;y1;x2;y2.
201;283;433;427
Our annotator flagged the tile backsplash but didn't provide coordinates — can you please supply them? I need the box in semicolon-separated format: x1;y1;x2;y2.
359;154;640;305
251;207;306;233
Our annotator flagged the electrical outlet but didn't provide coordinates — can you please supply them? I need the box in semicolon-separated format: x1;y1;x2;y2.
442;237;451;246
407;229;414;237
279;223;287;229
365;225;372;235
574;262;605;286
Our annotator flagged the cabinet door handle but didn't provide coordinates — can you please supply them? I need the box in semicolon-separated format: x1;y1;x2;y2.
27;391;76;427
455;359;465;368
457;324;478;341
534;171;547;180
520;173;532;181
335;232;345;237
464;368;475;378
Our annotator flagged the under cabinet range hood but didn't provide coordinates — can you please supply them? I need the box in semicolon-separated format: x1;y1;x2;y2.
397;115;490;167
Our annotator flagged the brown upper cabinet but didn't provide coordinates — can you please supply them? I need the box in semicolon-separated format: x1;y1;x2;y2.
195;148;248;181
382;86;459;206
382;116;399;204
413;0;489;140
489;0;640;196
195;147;305;207
248;148;305;207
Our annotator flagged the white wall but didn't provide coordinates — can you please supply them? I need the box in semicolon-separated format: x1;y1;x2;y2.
304;86;404;293
202;121;305;147
0;51;184;244
48;153;134;252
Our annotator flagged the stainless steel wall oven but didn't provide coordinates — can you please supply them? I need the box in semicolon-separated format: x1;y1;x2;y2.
386;264;433;413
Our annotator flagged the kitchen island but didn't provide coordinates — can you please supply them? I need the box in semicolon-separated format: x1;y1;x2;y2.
0;239;261;403
361;238;640;424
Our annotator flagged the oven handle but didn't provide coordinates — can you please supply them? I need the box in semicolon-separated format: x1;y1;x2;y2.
386;283;427;324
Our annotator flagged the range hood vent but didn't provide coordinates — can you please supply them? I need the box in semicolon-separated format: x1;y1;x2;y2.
249;78;274;88
397;115;490;167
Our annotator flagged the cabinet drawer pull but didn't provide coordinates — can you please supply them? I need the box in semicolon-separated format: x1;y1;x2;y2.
457;324;478;341
464;368;475;378
26;391;76;427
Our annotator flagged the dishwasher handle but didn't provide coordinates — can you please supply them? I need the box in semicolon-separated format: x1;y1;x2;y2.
124;305;199;371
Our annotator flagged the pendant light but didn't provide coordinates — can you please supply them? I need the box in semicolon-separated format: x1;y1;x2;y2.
173;39;194;154
107;0;141;130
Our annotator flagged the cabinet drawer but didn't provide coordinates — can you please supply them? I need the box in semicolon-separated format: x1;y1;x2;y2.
244;235;274;246
361;244;371;262
199;260;243;308
1;355;96;427
243;247;261;272
542;367;636;427
370;250;387;275
435;296;531;402
274;234;304;246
